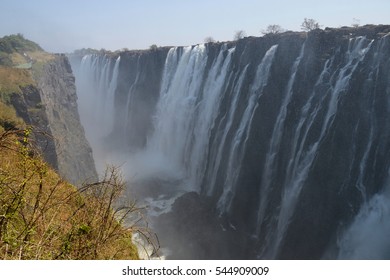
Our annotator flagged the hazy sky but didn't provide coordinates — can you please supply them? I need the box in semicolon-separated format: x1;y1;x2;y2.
1;0;389;53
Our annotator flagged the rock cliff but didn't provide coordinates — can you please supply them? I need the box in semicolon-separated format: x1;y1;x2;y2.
8;54;97;185
35;55;97;184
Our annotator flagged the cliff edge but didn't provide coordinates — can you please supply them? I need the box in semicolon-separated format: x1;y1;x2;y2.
0;34;97;185
35;54;98;184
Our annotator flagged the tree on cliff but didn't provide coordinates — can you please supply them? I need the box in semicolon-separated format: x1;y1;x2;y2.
204;36;215;43
149;44;158;51
301;18;321;31
262;24;284;35
234;30;246;40
352;18;361;28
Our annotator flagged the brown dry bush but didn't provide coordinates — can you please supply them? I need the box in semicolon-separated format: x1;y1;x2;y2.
0;128;153;259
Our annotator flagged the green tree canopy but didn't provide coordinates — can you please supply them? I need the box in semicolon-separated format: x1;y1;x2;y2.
0;34;43;54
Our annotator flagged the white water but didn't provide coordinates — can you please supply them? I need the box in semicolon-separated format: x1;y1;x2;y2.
217;44;278;213
142;44;237;191
124;56;141;140
75;54;121;173
276;38;372;255
145;45;208;184
188;46;235;190
256;36;375;258
205;65;249;197
336;36;390;260
321;37;373;137
338;169;390;259
255;42;306;257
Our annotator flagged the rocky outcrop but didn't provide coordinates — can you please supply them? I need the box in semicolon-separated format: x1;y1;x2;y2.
155;191;245;259
10;84;58;169
34;55;97;185
10;54;97;185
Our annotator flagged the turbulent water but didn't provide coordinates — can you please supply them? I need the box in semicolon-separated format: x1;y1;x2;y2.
69;26;390;259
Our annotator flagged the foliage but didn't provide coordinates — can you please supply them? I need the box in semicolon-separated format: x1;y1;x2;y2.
0;34;43;54
262;24;284;35
0;129;144;259
352;18;361;28
0;52;12;67
149;44;158;51
0;34;53;69
0;101;24;133
301;18;321;31
72;48;101;56
204;36;216;43
234;30;246;40
0;67;35;95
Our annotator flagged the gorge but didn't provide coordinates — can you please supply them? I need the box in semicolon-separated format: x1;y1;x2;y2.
68;25;390;259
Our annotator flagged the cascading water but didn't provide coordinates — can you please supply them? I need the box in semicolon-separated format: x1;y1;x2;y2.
217;45;278;213
258;36;375;259
69;26;390;259
72;54;121;173
146;45;209;186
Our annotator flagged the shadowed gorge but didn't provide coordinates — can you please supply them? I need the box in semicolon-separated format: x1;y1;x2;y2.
69;25;390;259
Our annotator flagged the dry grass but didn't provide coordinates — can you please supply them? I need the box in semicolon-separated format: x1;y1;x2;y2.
10;53;26;66
0;67;34;95
0;101;24;133
0;49;53;97
26;51;54;64
0;129;140;260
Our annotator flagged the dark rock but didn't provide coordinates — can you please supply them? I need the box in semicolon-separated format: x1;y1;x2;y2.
35;55;98;184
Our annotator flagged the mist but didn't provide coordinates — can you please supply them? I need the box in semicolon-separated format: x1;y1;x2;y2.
68;52;201;259
338;171;390;259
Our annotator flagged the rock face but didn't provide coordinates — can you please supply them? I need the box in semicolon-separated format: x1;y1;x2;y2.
70;25;390;259
11;55;97;185
10;84;58;169
36;55;98;184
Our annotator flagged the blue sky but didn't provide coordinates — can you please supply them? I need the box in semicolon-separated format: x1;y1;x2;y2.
1;0;389;53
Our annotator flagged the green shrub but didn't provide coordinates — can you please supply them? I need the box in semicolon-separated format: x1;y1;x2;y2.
0;101;24;131
0;52;12;67
0;34;43;54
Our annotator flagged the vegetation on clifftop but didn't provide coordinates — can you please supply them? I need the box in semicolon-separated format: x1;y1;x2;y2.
0;34;53;70
0;34;42;53
0;34;55;104
0;67;35;96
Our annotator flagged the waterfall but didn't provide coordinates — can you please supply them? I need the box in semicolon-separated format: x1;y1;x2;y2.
146;44;209;184
261;36;375;258
143;44;240;190
217;44;278;213
73;54;121;173
124;56;141;141
76;54;120;137
69;28;390;259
